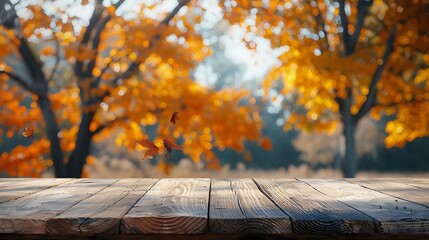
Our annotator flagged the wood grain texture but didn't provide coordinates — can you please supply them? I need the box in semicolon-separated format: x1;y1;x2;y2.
209;178;246;233
0;178;428;237
0;179;117;234
301;179;429;234
0;178;72;204
391;179;429;190
45;178;158;234
121;178;210;234
255;179;375;234
348;179;429;208
209;178;291;234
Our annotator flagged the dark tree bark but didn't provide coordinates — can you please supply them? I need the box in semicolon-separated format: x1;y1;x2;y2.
67;112;95;177
342;120;358;178
37;95;67;177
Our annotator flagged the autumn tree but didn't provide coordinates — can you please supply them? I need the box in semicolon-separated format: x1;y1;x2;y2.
0;0;266;177
221;0;429;177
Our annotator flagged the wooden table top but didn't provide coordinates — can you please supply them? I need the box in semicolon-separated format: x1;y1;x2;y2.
0;178;428;238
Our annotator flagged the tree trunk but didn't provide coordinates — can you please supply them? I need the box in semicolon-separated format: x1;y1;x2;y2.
37;95;66;177
342;121;358;178
66;112;95;177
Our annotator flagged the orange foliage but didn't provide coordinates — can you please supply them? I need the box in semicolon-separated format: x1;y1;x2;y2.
0;139;50;177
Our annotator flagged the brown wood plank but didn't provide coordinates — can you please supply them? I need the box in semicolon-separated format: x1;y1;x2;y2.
348;179;429;208
0;178;118;234
0;179;72;204
45;178;159;235
209;178;291;234
255;178;375;234
301;179;429;234
209;178;246;233
121;178;210;234
374;178;429;189
393;179;429;190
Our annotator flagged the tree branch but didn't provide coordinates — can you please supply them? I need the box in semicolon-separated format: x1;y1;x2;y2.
114;0;127;9
0;0;18;29
161;0;190;25
75;0;103;76
90;116;127;138
47;38;61;81
338;0;350;53
85;1;128;78
17;37;46;86
82;0;103;44
339;0;373;55
312;1;330;50
85;15;111;77
354;25;396;121
0;70;37;94
348;0;372;54
4;5;46;86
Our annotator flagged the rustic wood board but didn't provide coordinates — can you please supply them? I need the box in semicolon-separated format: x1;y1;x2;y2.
255;179;375;234
348;179;429;208
301;179;429;234
209;178;291;234
391;179;429;190
0;178;118;234
0;178;428;237
0;178;72;204
121;178;210;234
45;178;158;234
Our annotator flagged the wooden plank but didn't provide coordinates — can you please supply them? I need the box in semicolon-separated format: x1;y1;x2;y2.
209;178;291;234
121;178;210;234
393;179;429;190
45;178;159;235
0;178;72;204
301;179;429;234
348;179;429;208
255;179;375;234
374;178;429;190
0;178;117;234
209;178;246;233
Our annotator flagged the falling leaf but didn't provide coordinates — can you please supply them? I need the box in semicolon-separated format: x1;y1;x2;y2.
21;127;34;138
137;139;159;159
170;111;180;124
163;137;182;153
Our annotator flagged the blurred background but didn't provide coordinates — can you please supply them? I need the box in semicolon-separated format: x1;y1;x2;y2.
0;0;428;178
